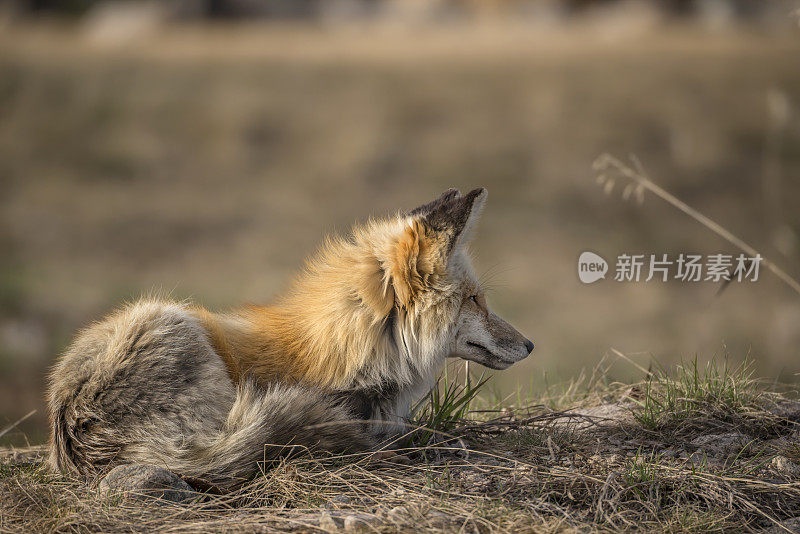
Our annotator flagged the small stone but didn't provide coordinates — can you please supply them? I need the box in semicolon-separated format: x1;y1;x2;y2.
343;513;376;532
388;506;409;522
317;511;339;530
99;464;195;504
425;510;452;528
771;456;800;477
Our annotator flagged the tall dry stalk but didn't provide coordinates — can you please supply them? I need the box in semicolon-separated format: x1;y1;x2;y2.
593;153;800;296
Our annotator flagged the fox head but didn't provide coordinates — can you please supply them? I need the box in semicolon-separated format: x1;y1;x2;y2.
387;188;534;371
275;188;533;390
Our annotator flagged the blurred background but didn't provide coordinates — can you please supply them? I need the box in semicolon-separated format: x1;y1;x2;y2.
1;0;799;446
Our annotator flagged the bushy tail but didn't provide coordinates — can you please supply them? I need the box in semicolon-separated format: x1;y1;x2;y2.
194;380;374;487
50;378;373;489
47;300;373;489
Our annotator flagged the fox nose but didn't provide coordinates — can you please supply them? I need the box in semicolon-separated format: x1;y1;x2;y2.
524;339;534;353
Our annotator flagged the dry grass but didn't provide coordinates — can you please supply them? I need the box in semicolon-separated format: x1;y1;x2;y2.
3;357;800;533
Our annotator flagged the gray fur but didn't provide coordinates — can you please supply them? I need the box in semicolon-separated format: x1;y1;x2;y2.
48;300;373;489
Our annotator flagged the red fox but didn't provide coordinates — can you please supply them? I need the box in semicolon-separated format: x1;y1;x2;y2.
48;188;533;488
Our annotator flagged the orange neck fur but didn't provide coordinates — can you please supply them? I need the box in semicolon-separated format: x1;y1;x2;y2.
192;216;455;392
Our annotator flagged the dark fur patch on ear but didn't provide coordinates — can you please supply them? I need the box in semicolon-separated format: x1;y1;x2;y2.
424;188;485;243
408;188;460;217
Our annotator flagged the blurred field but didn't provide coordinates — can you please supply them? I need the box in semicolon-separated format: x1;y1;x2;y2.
1;22;799;446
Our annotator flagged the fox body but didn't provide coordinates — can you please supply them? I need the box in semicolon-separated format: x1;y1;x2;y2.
48;188;533;488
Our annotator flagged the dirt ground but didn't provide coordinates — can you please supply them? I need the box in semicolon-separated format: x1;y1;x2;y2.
3;360;800;532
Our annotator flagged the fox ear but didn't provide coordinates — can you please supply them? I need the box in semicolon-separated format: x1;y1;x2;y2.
408;188;461;217
387;188;487;308
418;187;487;252
386;219;438;309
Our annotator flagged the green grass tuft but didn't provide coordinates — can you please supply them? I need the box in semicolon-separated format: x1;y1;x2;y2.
633;356;762;430
411;366;489;446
